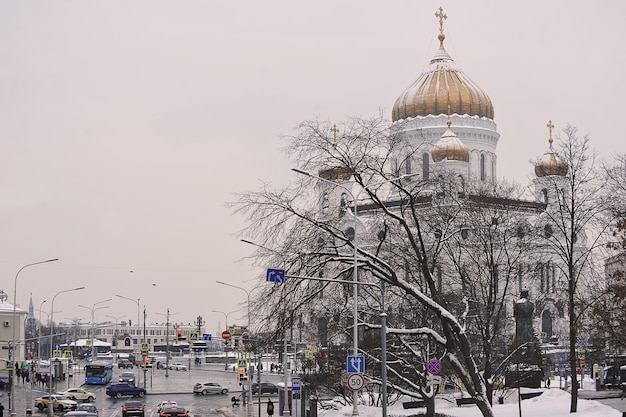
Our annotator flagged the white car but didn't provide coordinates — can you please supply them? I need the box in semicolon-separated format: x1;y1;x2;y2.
157;401;178;413
35;395;78;412
168;363;188;371
58;388;96;402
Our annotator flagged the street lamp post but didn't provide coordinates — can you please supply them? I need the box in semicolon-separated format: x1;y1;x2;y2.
212;310;236;370
37;300;46;362
116;294;141;371
79;299;111;361
291;168;412;416
48;287;85;417
106;315;126;355
10;258;58;417
156;309;177;377
215;281;251;332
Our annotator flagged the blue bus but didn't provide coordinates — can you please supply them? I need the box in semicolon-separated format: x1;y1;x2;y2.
84;362;114;385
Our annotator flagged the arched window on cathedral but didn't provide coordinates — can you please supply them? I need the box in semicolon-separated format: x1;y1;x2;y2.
321;192;329;214
457;175;466;196
542;188;549;204
541;310;553;337
345;226;355;242
422;153;430;180
317;317;328;346
480;154;486;181
405;156;412;175
339;192;348;216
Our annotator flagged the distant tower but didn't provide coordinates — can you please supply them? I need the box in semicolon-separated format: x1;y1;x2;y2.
533;120;569;210
25;293;37;358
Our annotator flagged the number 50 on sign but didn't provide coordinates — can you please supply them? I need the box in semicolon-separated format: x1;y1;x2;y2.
347;373;365;391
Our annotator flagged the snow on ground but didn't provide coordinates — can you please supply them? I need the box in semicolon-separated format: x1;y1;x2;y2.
318;388;621;417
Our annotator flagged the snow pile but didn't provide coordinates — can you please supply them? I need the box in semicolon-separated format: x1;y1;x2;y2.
317;388;622;417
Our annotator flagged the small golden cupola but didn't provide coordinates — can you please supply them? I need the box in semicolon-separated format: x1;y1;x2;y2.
392;7;494;122
431;117;469;162
535;121;568;177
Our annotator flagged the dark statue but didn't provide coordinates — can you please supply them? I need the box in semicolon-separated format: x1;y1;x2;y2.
514;289;534;347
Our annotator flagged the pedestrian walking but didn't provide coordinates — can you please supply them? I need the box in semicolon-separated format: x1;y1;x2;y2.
267;399;274;417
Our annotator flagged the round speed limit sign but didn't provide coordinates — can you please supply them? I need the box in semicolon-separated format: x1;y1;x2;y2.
347;373;365;391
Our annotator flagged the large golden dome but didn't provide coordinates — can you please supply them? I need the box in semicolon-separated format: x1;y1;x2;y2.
392;10;494;122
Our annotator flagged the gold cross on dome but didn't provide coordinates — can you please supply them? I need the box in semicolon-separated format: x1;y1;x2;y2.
435;7;447;36
547;120;554;147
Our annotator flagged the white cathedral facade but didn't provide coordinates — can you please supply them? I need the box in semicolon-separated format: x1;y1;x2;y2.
308;8;581;351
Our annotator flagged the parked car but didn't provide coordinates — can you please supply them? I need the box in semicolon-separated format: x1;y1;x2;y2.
119;371;136;383
58;388;96;402
251;382;279;395
35;395;78;412
105;383;146;399
168;363;187;371
118;359;134;369
158;406;189;417
157;401;178;413
76;403;98;415
193;382;228;395
121;400;145;417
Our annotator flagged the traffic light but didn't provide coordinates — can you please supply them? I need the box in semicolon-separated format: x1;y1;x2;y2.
239;369;246;381
177;329;185;341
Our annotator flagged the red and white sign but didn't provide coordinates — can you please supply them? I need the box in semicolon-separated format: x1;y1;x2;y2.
221;330;231;340
347;373;365;391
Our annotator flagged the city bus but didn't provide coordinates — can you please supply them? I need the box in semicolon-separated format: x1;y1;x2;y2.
84;362;114;385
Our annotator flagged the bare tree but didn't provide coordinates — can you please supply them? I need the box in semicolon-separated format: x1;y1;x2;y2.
590;154;626;353
232;115;545;417
533;125;611;412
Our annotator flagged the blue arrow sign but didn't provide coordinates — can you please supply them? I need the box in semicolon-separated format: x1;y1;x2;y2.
347;355;365;373
266;268;285;283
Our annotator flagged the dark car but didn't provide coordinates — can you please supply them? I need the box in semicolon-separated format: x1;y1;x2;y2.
118;359;134;369
251;382;279;395
105;383;146;399
119;372;135;383
159;406;188;417
122;400;145;417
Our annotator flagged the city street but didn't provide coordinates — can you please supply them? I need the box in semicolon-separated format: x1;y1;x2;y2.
4;361;284;417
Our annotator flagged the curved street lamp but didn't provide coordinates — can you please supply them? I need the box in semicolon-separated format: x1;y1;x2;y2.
48;286;85;417
79;299;112;360
106;314;126;353
215;281;250;331
10;258;58;416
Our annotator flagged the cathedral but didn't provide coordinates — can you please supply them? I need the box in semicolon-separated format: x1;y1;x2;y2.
310;7;580;354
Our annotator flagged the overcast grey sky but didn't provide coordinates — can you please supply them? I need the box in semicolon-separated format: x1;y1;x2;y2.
1;1;623;336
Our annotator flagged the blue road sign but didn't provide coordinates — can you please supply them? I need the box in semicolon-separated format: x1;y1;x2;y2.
202;333;212;341
292;377;301;391
266;268;285;283
54;344;61;350
347;355;365;373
